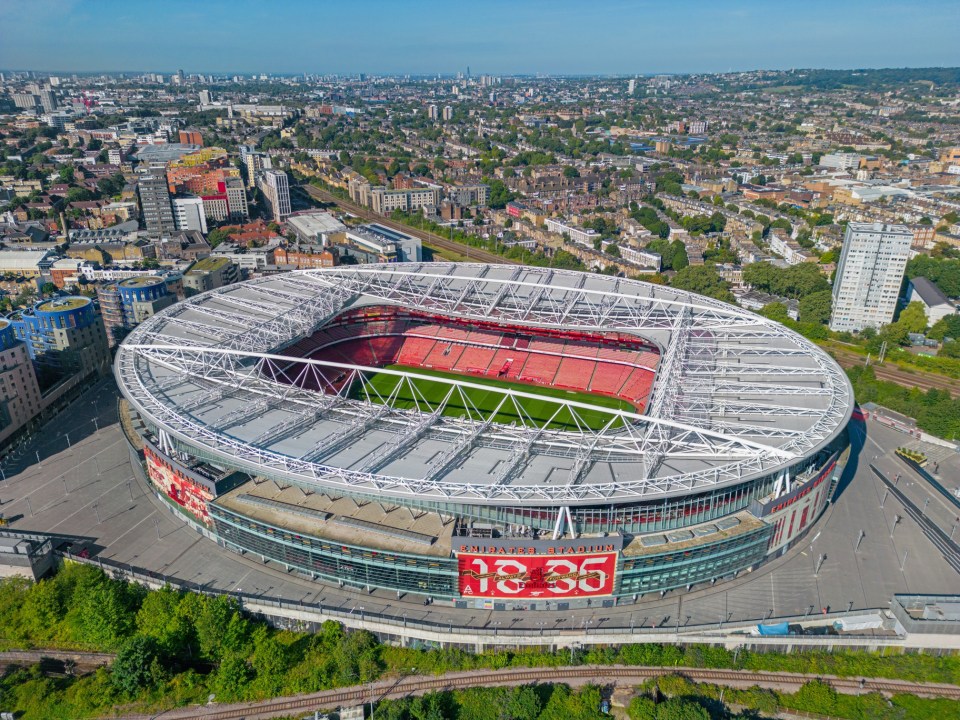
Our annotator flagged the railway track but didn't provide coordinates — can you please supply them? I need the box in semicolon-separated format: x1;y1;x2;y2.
135;665;960;720
299;184;517;265
0;649;115;672
827;347;959;397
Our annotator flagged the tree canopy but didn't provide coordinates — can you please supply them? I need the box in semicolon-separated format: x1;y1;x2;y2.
743;261;830;299
670;265;734;302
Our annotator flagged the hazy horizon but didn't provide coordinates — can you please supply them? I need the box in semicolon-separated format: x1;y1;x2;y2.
1;0;957;77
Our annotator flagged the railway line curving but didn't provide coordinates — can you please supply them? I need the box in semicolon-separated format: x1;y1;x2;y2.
127;665;960;720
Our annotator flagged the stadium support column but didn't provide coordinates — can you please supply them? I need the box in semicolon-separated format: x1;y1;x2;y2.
552;507;566;539
550;506;577;539
158;428;173;455
773;467;792;497
564;506;576;539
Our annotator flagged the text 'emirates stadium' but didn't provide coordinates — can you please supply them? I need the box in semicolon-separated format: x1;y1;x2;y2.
116;263;853;610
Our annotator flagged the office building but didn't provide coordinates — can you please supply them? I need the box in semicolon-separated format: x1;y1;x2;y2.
259;169;291;222
138;175;176;235
172;196;208;233
829;222;912;332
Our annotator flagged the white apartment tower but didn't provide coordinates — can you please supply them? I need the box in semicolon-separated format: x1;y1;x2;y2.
259;169;291;222
829;222;913;333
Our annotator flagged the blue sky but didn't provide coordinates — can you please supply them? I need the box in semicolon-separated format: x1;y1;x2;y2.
0;0;956;75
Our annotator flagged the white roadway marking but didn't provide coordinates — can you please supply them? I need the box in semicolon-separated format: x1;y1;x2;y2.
103;509;159;548
3;437;126;499
45;478;132;531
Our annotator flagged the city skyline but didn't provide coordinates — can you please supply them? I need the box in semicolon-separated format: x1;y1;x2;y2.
1;0;958;76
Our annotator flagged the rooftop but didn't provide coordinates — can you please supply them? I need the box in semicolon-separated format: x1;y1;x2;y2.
187;256;232;274
119;276;166;289
37;296;90;312
116;264;853;508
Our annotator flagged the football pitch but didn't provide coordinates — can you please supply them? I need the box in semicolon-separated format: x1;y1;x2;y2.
348;364;639;431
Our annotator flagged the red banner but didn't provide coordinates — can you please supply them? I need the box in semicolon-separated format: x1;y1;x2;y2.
457;552;616;598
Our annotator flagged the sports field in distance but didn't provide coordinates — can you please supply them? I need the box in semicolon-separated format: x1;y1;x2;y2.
349;364;639;431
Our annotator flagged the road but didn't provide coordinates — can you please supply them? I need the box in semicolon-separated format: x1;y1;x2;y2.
298;183;516;265
119;665;960;720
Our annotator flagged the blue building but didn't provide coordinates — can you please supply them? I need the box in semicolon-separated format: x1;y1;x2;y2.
9;296;110;377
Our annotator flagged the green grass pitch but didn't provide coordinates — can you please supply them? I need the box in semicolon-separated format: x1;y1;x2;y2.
349;364;639;431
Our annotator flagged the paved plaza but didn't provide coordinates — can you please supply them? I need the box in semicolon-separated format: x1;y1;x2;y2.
2;379;958;634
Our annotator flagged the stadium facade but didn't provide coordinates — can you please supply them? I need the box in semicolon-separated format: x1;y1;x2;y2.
116;264;853;610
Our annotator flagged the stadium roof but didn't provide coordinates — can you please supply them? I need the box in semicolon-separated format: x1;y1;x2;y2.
116;263;853;507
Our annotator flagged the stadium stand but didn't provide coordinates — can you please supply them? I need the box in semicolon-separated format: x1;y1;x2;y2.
287;305;659;409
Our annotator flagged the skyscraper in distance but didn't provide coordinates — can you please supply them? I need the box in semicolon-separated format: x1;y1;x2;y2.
138;175;176;235
259;169;291;222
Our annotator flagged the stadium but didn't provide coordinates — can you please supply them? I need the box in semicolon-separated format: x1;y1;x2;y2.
116;263;853;610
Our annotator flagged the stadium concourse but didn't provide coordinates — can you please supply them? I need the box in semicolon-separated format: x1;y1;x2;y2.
114;263;854;612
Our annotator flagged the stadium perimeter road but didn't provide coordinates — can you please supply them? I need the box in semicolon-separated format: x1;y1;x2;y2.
2;380;958;634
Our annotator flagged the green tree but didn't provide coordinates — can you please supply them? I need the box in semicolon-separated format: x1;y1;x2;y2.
898;301;929;334
655;697;711;720
135;586;192;656
799;289;833;325
670;265;734;302
111;636;165;697
58;165;75;183
928;314;960;341
628;695;657;720
562;165;580;178
210;653;252;702
760;302;791;323
487;179;515;209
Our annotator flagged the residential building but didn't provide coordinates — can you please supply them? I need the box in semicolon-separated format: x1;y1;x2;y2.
0;320;43;447
11;94;38;110
905;277;956;327
273;245;338;269
39;90;57;113
223;176;249;221
820;153;861;172
442;105;453;121
829;222;912;332
544;218;601;246
243;152;270;188
97;275;176;344
768;231;816;265
9;296;110;378
178;130;204;145
427;104;438;120
259;169;291;222
137;175;176;235
182;256;239;295
172;196;208;233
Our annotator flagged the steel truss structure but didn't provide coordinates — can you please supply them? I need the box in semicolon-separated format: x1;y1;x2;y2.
116;263;853;507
